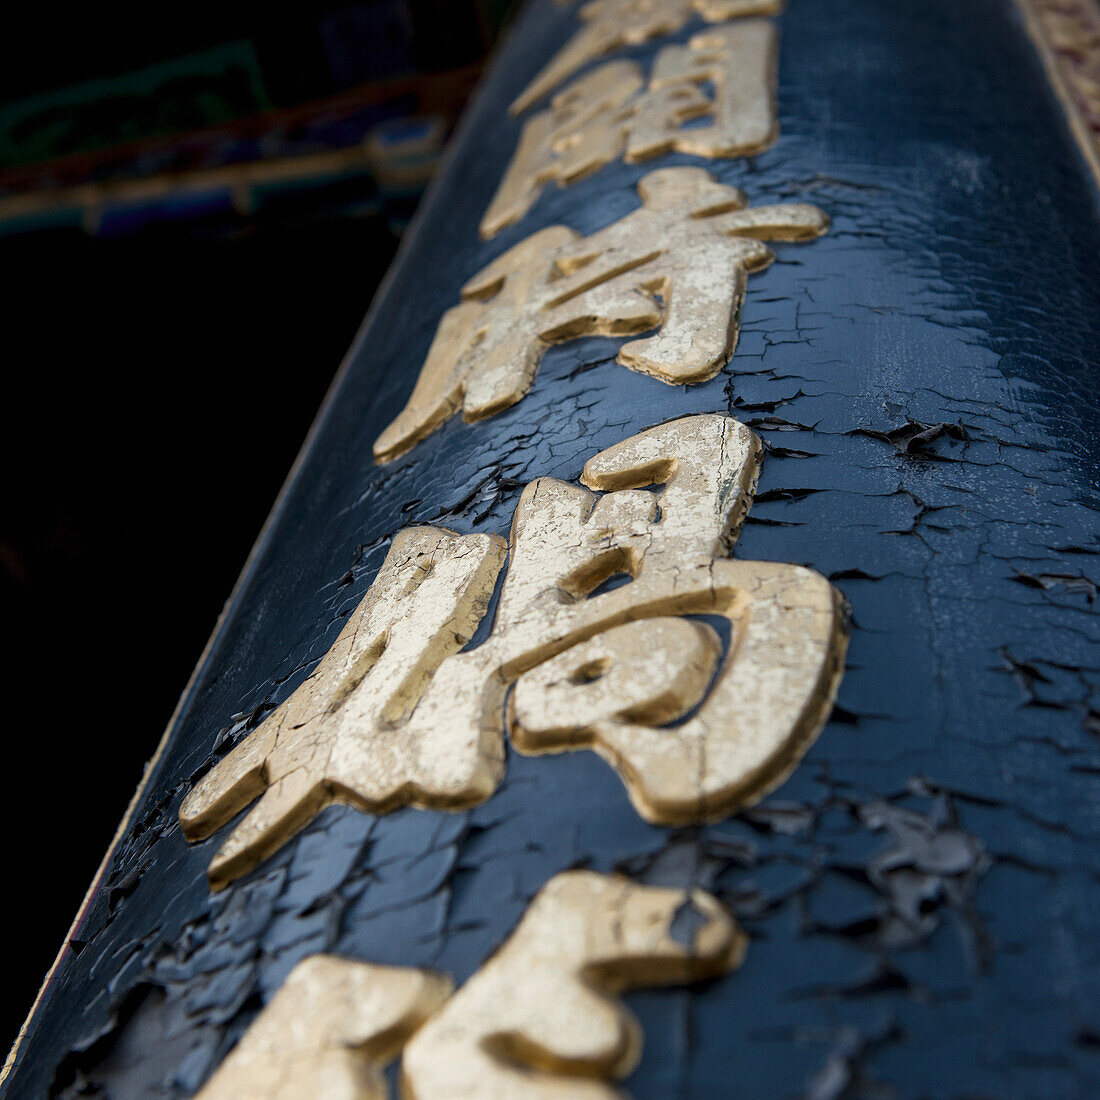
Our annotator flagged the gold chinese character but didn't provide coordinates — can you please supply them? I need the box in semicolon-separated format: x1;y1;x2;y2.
485;21;778;237
180;527;508;889
375;167;827;464
403;871;744;1097
512;0;785;115
197;873;742;1099
182;416;846;890
193;955;451;1100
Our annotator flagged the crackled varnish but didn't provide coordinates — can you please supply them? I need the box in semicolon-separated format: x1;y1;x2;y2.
5;0;1100;1096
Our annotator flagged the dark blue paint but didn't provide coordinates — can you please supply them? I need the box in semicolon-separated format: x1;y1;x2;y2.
6;0;1100;1095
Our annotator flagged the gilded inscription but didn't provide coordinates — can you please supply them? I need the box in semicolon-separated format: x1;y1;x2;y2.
375;167;827;464
0;0;864;1090
193;873;742;1098
402;870;745;1097
485;21;778;237
496;416;848;825
180;527;508;889
512;0;785;115
193;955;451;1100
183;415;847;889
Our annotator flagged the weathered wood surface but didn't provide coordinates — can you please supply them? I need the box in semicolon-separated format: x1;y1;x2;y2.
4;0;1100;1095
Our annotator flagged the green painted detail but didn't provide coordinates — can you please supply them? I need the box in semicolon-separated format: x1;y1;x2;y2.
0;41;272;169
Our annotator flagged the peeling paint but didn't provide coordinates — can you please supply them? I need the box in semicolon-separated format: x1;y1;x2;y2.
4;0;1100;1095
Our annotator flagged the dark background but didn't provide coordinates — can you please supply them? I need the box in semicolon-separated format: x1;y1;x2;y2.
0;0;512;1057
1;221;388;1054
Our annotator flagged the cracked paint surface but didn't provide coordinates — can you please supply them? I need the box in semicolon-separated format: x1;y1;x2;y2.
178;526;507;890
484;20;778;236
403;870;743;1097
4;0;1100;1095
193;956;450;1100
183;414;846;890
192;872;740;1099
373;167;828;462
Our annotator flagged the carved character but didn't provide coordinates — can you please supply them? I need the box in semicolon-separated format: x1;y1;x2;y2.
511;0;785;115
375;167;827;464
193;956;450;1100
184;416;847;889
485;21;778;237
403;871;744;1097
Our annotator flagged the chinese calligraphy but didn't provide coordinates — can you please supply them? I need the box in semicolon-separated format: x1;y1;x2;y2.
403;871;743;1097
485;21;778;236
180;527;508;890
374;167;827;464
511;0;784;115
193;956;451;1100
183;415;847;890
169;0;856;1090
196;873;743;1099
